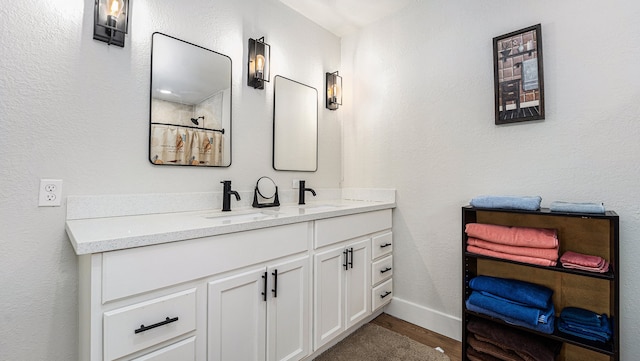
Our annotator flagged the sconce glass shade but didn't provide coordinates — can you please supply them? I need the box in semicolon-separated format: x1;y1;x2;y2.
326;71;342;110
93;0;129;47
248;37;271;89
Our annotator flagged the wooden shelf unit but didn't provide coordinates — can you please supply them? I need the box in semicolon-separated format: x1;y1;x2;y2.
462;206;619;361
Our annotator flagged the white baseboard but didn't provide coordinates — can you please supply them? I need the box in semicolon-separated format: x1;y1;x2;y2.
384;297;462;341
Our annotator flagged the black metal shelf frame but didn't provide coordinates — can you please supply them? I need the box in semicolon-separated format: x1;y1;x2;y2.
461;206;619;361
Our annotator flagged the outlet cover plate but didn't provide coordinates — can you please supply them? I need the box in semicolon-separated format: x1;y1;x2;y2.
39;179;63;207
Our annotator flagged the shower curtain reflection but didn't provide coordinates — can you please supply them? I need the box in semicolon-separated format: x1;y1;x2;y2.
150;125;223;166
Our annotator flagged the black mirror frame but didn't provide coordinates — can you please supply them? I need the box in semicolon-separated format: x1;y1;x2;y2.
148;32;233;167
272;75;318;172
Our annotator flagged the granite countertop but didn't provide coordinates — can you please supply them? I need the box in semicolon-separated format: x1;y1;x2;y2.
66;199;395;255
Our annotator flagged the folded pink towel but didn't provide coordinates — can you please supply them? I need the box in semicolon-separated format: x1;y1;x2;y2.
559;251;605;268
467;237;558;262
465;223;558;249
560;251;609;273
467;245;558;267
562;262;609;273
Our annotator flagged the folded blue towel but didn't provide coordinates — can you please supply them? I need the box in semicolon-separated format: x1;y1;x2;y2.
468;291;552;326
558;320;611;342
557;326;608;342
469;276;553;309
470;195;542;211
466;299;555;334
560;307;607;328
557;307;612;342
549;201;605;214
558;317;612;342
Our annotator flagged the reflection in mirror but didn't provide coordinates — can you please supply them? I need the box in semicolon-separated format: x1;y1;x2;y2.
149;33;232;167
273;76;318;172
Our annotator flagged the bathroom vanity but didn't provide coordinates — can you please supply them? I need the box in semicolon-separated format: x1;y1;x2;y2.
66;192;395;361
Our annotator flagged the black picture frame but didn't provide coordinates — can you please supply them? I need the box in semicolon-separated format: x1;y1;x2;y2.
493;24;544;125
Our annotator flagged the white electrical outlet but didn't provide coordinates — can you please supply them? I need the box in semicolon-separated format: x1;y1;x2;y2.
39;179;63;207
292;179;300;189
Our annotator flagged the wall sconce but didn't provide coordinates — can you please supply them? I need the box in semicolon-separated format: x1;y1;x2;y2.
93;0;130;47
247;37;271;89
326;71;343;110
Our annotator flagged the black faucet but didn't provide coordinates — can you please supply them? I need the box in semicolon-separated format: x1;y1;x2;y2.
298;180;316;205
221;180;241;211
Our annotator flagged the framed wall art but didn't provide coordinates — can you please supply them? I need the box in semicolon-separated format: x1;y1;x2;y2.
493;24;544;125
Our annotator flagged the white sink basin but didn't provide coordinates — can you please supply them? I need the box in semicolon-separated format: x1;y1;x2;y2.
203;211;277;224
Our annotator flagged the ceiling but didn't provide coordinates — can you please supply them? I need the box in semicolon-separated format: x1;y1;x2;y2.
152;34;231;105
278;0;416;36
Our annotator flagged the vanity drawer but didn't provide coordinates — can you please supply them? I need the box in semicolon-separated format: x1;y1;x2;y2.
315;209;391;249
131;337;196;361
371;255;393;285
372;279;393;311
371;232;393;259
102;222;309;302
103;289;197;361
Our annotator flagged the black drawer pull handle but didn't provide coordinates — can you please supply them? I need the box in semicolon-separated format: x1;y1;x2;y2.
261;271;268;301
343;250;349;270
380;267;392;274
380;291;392;299
272;269;278;298
380;243;392;248
135;316;179;334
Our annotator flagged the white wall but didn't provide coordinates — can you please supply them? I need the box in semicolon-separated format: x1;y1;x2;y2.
0;1;341;359
342;0;640;358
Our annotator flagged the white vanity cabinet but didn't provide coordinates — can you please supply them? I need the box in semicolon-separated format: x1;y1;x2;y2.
312;210;392;350
78;222;310;361
69;197;395;361
208;256;310;361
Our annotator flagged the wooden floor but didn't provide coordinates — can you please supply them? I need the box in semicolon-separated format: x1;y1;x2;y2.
371;313;462;361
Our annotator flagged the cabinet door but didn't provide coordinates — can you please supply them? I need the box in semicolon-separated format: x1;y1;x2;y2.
208;268;267;361
313;246;346;349
266;256;310;361
345;238;371;329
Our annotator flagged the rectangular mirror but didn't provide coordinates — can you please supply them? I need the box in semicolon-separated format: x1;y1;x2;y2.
273;76;318;172
149;33;232;166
